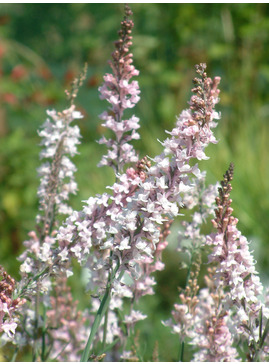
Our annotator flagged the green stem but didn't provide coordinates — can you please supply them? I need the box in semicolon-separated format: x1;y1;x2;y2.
179;340;185;362
102;253;113;352
252;316;269;361
10;347;19;362
102;300;109;351
80;286;111;362
80;256;122;362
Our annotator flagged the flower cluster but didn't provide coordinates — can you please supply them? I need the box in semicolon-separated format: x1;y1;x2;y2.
178;173;219;260
98;4;140;173
164;163;269;361
162;178;219;347
206;163;266;352
131;219;171;302
18;103;83;291
172;164;268;361
190;270;239;362
9;100;84;356
37;105;82;221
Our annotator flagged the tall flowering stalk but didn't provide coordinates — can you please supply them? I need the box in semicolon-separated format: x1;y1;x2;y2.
1;95;83;353
98;4;140;173
165;164;269;361
19;81;84;282
3;70;87;361
205;163;269;360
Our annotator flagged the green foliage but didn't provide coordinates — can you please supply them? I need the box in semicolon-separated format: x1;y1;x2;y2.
0;3;269;360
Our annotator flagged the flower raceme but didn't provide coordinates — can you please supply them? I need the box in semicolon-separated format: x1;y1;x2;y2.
37;106;82;219
19;104;83;284
98;4;140;173
164;164;268;361
208;164;264;316
205;163;269;360
4;101;84;358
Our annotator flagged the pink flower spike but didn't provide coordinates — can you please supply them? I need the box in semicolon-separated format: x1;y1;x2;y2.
97;4;140;173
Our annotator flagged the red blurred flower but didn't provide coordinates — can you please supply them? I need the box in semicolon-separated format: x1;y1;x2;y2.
11;64;28;81
2;93;17;105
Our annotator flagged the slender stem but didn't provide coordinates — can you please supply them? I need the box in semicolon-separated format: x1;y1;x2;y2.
80;286;111;362
179;340;185;362
80;257;122;362
252;316;269;361
102;253;113;352
10;347;19;362
102;307;109;351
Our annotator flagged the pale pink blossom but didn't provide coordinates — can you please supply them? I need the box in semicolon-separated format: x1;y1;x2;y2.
98;5;140;173
37;104;82;219
191;288;239;362
205;164;265;359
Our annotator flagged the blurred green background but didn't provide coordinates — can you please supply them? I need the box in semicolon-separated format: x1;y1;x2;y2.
0;3;269;361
